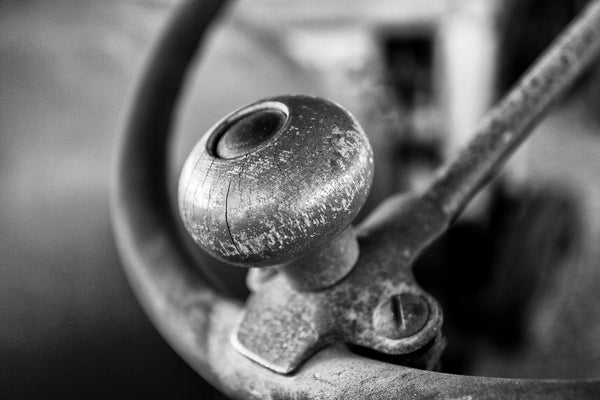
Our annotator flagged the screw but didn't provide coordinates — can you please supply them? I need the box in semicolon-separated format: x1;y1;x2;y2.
373;293;430;339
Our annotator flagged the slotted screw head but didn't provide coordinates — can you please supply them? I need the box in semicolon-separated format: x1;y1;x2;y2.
373;293;430;340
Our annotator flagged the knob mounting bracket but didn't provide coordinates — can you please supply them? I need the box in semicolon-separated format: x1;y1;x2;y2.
232;196;446;374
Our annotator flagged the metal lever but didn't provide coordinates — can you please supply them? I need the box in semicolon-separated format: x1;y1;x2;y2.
178;95;443;373
112;0;600;396
427;3;600;221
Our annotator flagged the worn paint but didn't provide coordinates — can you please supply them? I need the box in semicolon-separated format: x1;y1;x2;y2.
178;95;374;292
114;0;600;397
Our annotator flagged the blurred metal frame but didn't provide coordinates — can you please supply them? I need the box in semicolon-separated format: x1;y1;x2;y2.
112;0;600;398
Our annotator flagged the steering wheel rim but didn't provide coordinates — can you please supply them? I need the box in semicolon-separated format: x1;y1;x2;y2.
111;0;600;398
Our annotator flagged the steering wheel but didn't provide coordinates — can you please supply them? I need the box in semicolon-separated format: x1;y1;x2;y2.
111;0;600;398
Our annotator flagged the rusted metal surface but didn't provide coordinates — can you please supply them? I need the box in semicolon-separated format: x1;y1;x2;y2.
112;0;600;398
425;0;600;221
372;292;430;340
233;197;445;373
179;93;442;373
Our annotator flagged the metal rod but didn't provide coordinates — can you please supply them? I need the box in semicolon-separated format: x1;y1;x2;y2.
425;0;600;221
114;0;600;397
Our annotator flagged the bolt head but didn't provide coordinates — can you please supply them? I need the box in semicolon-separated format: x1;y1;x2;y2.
373;293;430;340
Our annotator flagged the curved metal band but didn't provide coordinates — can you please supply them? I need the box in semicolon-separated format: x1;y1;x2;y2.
111;0;600;398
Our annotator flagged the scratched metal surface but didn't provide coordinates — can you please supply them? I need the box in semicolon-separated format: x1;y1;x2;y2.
4;0;600;398
179;96;373;266
113;0;600;398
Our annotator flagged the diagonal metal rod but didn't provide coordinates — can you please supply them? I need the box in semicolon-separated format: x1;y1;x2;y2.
424;0;600;221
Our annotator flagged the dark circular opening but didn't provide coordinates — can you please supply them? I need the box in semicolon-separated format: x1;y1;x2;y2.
215;109;287;159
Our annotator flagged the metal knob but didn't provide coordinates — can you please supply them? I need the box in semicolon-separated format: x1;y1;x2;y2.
178;95;374;290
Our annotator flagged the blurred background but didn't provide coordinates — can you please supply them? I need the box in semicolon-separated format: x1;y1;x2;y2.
1;0;600;398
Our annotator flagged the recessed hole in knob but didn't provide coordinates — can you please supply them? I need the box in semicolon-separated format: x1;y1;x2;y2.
215;109;287;159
